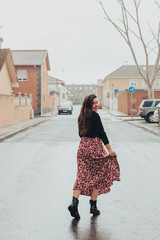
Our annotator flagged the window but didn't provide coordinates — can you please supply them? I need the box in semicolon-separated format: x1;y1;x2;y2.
17;69;27;81
143;101;153;107
130;79;137;87
155;101;160;106
143;80;147;87
155;79;160;86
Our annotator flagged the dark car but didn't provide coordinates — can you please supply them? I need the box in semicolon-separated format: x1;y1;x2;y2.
138;99;160;122
58;102;72;115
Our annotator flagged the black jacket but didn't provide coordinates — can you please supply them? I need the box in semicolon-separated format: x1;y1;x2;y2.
79;111;109;145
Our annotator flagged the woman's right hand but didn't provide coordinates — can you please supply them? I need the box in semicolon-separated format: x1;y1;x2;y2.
105;143;117;157
108;149;117;157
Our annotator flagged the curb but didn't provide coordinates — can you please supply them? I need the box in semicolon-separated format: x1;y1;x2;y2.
108;110;160;136
0;118;48;142
126;121;160;137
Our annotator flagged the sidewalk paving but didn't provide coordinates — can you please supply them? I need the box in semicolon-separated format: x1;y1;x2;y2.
108;109;160;136
0;116;50;142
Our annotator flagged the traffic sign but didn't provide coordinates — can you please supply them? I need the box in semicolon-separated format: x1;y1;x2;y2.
129;86;135;93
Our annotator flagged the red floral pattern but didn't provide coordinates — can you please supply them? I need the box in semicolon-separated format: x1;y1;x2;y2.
73;137;120;196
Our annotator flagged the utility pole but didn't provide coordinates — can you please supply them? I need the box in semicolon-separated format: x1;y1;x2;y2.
0;25;3;49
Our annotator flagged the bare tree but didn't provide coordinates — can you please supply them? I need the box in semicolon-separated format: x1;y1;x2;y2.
97;0;160;98
155;0;160;8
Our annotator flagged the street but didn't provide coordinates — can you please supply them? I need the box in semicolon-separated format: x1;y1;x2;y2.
0;105;160;240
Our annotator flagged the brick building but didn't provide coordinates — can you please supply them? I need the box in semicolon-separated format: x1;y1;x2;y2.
11;50;51;115
65;84;97;104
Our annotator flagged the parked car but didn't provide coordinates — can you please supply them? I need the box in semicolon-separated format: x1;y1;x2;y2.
58;101;72;114
138;99;160;122
158;108;160;126
152;103;160;123
68;101;73;111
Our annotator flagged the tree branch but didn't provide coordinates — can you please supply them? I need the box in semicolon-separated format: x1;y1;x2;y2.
97;0;160;89
134;0;149;80
147;20;160;45
151;44;160;83
99;1;128;42
155;0;160;8
148;45;158;55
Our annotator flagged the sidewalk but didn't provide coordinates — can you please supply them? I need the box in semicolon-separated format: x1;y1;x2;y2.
0;116;50;142
108;109;142;120
108;109;160;136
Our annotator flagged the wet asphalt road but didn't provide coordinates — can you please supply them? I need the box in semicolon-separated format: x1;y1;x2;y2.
0;106;160;240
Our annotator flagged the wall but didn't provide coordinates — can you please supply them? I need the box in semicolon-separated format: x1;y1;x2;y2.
0;95;32;127
50;93;60;115
118;91;129;114
14;66;38;110
97;85;103;106
118;90;160;115
104;77;160;93
41;62;51;113
0;62;12;95
103;77;160;109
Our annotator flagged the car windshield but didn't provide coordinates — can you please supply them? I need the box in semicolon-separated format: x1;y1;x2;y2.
60;102;71;108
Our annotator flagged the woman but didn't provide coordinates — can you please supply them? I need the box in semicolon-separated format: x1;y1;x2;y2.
68;94;120;219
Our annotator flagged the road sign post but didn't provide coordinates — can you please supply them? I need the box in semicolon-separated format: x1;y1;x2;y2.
129;86;135;119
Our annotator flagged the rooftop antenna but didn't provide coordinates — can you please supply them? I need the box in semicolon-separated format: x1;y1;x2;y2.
0;25;3;49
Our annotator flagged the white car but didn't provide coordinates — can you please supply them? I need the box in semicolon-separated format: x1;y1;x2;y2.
152;103;160;123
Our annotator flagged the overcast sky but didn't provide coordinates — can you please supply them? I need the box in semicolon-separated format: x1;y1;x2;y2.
0;0;159;84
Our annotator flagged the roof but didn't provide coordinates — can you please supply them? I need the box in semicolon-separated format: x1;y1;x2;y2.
47;75;65;85
104;65;160;79
0;49;18;87
11;50;50;70
65;84;96;87
0;49;9;71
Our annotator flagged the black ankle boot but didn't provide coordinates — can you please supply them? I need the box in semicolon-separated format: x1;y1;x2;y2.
68;197;80;219
90;200;100;216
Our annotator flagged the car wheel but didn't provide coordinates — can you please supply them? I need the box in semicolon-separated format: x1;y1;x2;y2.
147;112;154;123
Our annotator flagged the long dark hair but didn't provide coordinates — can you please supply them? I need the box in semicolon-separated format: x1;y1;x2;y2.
78;94;97;136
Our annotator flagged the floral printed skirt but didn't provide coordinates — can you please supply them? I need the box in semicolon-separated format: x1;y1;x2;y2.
73;137;120;196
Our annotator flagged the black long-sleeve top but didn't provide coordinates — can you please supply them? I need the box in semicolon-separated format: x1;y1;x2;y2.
79;111;109;145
